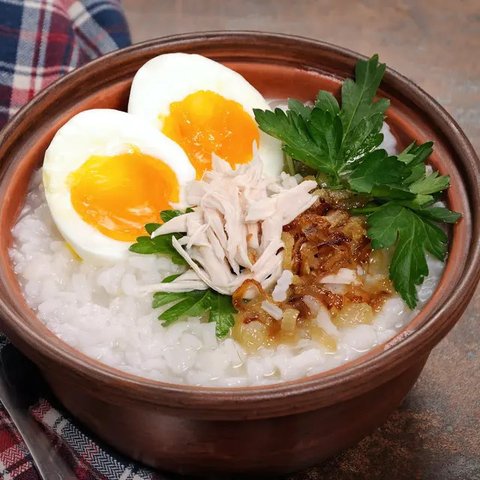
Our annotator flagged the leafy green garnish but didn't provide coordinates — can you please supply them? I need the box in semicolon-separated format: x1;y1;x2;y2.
253;105;343;181
129;209;193;265
254;54;461;308
131;209;237;337
339;56;388;164
209;293;237;338
144;223;161;235
153;287;236;338
254;54;389;185
414;206;461;224
367;204;449;308
129;233;186;265
160;209;191;223
348;150;410;193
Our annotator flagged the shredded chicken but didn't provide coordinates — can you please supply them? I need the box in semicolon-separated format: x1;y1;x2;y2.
150;155;317;295
272;269;294;302
261;301;283;320
142;270;208;293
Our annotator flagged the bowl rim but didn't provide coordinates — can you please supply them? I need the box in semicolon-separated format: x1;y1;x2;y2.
0;30;479;416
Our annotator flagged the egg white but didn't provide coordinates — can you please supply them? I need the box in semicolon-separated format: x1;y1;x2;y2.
128;53;284;178
42;109;195;264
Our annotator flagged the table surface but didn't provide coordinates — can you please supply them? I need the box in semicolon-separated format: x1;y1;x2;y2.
123;2;480;479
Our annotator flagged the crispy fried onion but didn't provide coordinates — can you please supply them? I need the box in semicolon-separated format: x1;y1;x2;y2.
232;199;394;349
283;200;371;277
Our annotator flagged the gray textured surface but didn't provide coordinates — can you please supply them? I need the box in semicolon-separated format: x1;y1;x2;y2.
123;1;480;478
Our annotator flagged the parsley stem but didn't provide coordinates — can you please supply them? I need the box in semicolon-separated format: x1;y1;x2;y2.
350;206;379;215
285;155;296;176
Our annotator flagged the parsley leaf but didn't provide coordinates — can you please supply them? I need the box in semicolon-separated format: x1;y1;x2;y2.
157;290;212;325
129;208;194;264
397;142;432;183
129;233;186;265
348;150;410;193
254;54;461;309
288;98;312;119
144;223;161;235
254;55;389;185
414;206;462;224
160;209;184;222
160;208;193;223
367;203;448;308
253;108;342;181
209;293;237;338
153;288;236;338
315;91;340;115
340;54;389;140
409;172;450;195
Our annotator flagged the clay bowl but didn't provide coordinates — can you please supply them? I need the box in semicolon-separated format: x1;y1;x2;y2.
0;32;479;476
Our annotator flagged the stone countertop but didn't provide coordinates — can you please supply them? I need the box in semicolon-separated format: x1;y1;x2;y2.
123;1;480;478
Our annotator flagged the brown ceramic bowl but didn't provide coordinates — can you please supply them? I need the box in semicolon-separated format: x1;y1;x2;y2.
0;32;479;476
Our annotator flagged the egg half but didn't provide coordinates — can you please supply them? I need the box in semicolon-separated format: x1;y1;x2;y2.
42;109;195;263
128;53;284;179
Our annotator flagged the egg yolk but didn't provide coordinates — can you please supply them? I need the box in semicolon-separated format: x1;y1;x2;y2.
69;150;179;242
161;90;259;179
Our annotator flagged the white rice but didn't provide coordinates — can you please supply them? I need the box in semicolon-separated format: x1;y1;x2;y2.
8;125;443;387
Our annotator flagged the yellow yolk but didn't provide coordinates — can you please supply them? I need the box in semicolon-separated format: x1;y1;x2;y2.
69;150;179;242
162;90;259;179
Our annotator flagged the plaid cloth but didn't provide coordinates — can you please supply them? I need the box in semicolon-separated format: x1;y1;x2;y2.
0;0;131;128
0;343;163;479
0;1;167;479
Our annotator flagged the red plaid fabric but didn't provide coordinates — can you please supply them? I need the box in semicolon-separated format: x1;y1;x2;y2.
0;393;162;479
0;0;131;129
30;400;161;479
0;408;37;479
0;2;166;479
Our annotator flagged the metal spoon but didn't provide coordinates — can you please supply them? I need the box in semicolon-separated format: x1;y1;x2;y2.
0;342;76;479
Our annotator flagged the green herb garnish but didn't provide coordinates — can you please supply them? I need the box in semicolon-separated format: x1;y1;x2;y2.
367;204;458;308
153;286;235;338
254;54;461;308
254;55;388;186
131;211;236;337
129;209;191;265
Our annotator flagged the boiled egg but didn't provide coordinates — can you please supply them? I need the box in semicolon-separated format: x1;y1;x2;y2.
42;109;195;263
128;53;284;179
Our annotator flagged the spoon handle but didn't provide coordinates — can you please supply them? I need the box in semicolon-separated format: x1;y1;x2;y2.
0;343;76;479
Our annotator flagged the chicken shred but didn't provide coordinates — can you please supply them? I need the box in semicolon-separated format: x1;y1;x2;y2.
151;155;317;295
